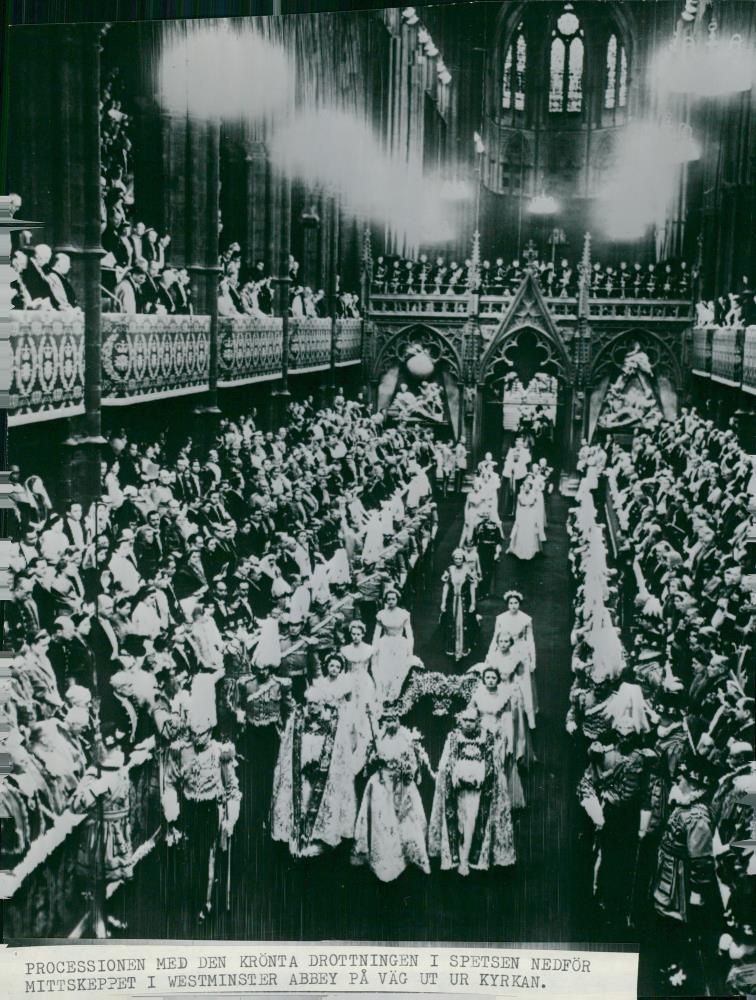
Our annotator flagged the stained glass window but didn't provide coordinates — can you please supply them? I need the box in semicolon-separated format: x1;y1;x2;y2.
605;34;617;109
549;5;583;113
502;28;526;113
502;45;513;109
567;37;583;111
515;34;527;111
618;46;628;107
549;37;565;111
605;33;628;110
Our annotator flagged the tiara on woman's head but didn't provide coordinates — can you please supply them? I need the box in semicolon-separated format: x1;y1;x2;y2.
503;590;524;604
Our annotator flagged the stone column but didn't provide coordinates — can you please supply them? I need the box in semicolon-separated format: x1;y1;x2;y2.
54;25;106;510
186;115;221;434
271;176;292;427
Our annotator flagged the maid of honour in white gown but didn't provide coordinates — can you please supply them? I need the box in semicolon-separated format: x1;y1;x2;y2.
507;474;544;561
371;588;414;703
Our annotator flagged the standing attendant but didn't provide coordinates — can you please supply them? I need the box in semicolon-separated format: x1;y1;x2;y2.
440;548;478;663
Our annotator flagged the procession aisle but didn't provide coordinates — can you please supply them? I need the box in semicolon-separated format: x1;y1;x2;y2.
119;493;590;945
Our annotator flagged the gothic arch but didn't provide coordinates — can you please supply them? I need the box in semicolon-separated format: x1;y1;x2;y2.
372;323;463;383
590;328;683;389
478;273;574;385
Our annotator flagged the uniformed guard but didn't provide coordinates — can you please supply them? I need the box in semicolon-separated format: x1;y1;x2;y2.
162;720;241;922
473;514;504;599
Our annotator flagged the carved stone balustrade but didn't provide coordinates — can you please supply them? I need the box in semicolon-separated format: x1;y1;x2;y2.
218;316;285;386
217;316;364;386
479;295;578;321
588;298;691;322
690;325;756;395
288;317;332;373
711;327;743;387
370;293;470;318
334;319;363;366
101;314;211;404
691;327;713;377
743;328;756;396
8;310;85;426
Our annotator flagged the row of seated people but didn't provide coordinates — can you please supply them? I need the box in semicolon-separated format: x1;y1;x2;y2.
10;242;79;312
696;276;756;329
373;251;695;299
567;413;755;995
218;245;361;319
1;394;437;886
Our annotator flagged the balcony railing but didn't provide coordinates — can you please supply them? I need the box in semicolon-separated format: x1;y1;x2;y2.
368;289;691;323
8;310;85;426
479;295;578;320
101;313;211;404
370;293;470;317
7;313;366;424
588;298;691;321
692;325;756;395
218;316;284;385
711;327;742;386
335;318;363;366
692;327;712;376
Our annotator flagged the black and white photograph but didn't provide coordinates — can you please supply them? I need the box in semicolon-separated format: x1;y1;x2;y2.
1;1;755;997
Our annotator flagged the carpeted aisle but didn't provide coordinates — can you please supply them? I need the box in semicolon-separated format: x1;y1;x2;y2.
119;489;590;946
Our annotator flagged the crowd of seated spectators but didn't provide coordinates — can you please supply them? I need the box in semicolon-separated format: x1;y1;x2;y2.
696;275;756;329
10;240;81;312
373;249;695;300
567;412;755;994
218;245;361;320
1;393;436;882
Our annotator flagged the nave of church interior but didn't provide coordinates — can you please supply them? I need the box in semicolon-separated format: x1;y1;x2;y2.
2;3;755;998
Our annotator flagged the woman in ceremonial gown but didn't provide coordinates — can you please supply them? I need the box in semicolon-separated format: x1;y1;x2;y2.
507;475;543;561
467;663;526;807
371;588;414;703
340;620;378;757
428;705;516;876
439;548;478;663
489;592;537;729
308;653;366;762
271;690;359;859
351;703;432;882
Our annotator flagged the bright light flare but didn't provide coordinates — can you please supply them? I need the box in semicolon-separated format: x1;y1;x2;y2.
269;109;455;245
158;22;293;120
651;30;754;97
596;121;694;240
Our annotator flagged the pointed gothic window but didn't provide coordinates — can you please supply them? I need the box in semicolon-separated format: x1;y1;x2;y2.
502;26;526;113
549;4;584;114
605;33;628;110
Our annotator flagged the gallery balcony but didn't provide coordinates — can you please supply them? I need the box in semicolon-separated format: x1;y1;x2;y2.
367;288;691;325
7;311;364;424
691;325;756;394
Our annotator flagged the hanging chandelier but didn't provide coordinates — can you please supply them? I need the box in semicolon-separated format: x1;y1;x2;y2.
652;14;754;97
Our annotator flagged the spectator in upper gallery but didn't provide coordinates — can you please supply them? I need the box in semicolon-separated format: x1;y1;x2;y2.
155;267;177;315
46;253;78;311
24;244;54;304
173;268;193;315
158;232;171;268
139;259;160;313
218;274;241;318
142;227;160;266
290;285;305;318
130;221;146;261
115;266;147;314
11;250;34;309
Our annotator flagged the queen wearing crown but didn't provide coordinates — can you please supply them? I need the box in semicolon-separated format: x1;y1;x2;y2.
351;702;432;882
489;591;538;730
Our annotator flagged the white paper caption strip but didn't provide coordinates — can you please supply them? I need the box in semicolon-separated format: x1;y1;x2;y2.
1;942;638;1000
